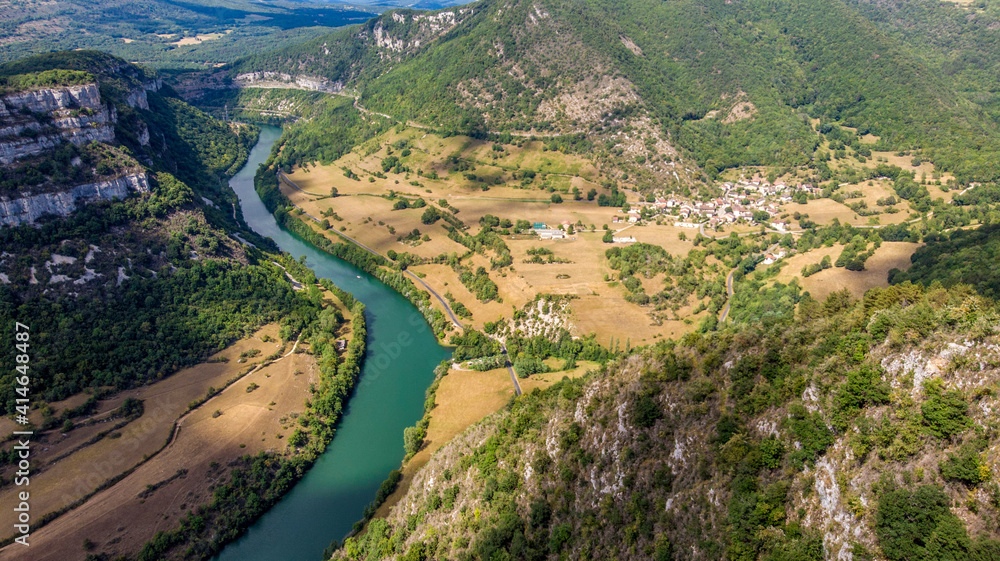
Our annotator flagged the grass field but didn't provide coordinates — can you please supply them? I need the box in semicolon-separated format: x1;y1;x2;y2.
280;129;698;344
775;242;921;301
0;324;291;541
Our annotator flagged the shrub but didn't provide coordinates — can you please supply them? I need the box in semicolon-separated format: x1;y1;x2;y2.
404;426;423;455
940;444;987;485
834;364;890;429
513;355;549;378
787;404;834;467
874;485;995;561
631;392;662;428
921;380;970;438
760;436;784;469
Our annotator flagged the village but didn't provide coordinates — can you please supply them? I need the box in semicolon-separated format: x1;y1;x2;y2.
633;177;820;232
527;178;819;263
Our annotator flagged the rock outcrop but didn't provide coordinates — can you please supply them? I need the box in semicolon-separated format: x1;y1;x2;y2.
0;173;149;227
233;71;344;93
0;83;116;164
0;83;103;116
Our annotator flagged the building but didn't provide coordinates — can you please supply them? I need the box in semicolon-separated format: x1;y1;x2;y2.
613;236;636;243
535;228;566;240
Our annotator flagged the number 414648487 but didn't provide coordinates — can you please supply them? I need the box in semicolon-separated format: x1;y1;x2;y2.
14;322;30;423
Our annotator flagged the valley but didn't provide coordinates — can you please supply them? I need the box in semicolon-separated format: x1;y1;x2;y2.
3;0;1000;560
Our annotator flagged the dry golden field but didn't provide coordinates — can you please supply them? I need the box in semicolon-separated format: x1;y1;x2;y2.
0;294;368;561
279;129;702;345
0;324;290;542
775;242;921;301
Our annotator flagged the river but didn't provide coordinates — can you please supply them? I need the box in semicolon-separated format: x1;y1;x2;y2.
213;125;451;561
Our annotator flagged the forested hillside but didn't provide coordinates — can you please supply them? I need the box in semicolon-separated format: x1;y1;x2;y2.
844;0;1000;123
0;50;311;411
231;0;1000;184
337;282;1000;561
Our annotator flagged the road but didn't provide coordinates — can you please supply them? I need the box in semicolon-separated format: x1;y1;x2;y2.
500;344;522;396
698;212;934;239
719;242;779;323
719;267;736;323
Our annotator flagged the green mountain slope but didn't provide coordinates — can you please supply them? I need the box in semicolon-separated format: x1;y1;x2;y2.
233;0;1000;183
843;0;1000;121
336;283;1000;560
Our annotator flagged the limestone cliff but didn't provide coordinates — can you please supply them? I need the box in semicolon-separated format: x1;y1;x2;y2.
0;173;149;226
233;71;343;93
0;83;115;165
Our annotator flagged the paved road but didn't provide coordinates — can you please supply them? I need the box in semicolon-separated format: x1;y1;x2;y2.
719;243;779;323
719;267;736;323
500;344;522;396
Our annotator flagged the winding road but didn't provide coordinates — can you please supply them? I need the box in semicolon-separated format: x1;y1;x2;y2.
719;242;780;323
500;344;522;396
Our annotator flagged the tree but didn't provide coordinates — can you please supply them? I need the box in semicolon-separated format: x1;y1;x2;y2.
330;186;339;197
404;426;423;455
420;207;440;224
587;188;597;201
381;155;399;172
921;380;970;438
551;193;563;203
603;230;614;243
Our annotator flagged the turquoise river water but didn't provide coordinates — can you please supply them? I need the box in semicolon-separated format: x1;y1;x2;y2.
213;125;451;561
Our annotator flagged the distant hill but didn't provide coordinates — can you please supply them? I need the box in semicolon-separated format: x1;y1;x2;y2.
0;0;377;71
230;0;1000;184
843;0;1000;123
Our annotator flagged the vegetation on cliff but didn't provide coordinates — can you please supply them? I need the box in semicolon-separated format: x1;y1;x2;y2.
336;281;1000;560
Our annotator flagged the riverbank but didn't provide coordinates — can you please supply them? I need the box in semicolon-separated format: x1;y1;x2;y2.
369;359;598;525
255;168;459;344
207;125;452;561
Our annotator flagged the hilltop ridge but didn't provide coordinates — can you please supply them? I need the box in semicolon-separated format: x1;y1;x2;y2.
229;0;1000;186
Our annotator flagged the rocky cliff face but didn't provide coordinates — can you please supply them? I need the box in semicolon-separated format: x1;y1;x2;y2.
124;77;163;110
337;286;1000;561
0;83;103;116
0;83;116;164
233;71;343;93
0;173;149;227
